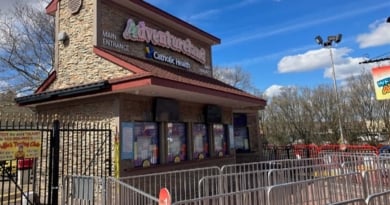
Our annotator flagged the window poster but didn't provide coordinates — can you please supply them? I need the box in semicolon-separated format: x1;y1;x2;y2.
192;123;208;159
133;122;158;167
121;122;134;160
213;124;227;156
167;123;186;163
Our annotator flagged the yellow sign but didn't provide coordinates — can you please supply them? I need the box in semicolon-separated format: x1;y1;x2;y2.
372;66;390;100
0;131;41;161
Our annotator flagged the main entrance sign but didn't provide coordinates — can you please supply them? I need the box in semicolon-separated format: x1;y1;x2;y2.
122;18;206;65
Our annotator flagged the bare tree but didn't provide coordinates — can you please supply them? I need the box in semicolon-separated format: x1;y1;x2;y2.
310;85;341;143
213;66;262;95
0;89;33;114
263;87;315;144
0;0;54;94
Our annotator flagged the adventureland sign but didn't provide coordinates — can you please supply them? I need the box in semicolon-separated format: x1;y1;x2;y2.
99;14;212;76
122;18;206;65
0;131;41;161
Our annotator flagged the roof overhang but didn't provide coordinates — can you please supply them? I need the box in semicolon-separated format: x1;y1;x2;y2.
16;76;265;112
110;76;265;111
46;0;58;15
15;81;111;106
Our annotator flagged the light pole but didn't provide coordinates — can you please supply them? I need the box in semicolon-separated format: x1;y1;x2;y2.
315;34;345;146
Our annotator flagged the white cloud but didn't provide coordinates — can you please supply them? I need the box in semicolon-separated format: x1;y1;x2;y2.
277;47;351;73
323;57;369;80
0;81;9;92
264;84;284;98
276;47;373;81
357;21;390;48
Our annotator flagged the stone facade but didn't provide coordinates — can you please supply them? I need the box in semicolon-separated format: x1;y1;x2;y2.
34;0;264;176
49;0;133;91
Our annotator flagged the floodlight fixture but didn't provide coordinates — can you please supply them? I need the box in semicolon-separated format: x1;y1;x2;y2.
387;17;390;23
314;33;344;146
335;34;342;43
315;35;323;45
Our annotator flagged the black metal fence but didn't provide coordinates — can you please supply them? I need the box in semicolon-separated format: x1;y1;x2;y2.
261;144;318;160
0;114;112;205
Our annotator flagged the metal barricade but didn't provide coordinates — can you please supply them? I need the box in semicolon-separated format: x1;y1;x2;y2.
327;199;366;205
341;157;379;174
362;168;390;197
105;177;159;205
221;153;372;174
221;157;329;175
172;187;269;205
262;145;296;160
267;172;365;205
62;175;105;205
319;145;378;155
379;145;390;155
269;163;344;185
198;163;343;199
119;166;221;203
198;169;270;198
366;190;390;205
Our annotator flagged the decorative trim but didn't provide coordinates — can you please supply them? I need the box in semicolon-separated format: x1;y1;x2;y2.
68;0;83;14
35;71;57;94
45;0;58;15
93;47;146;74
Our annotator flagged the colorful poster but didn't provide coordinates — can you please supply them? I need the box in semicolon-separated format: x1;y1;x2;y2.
213;124;226;156
372;66;390;100
0;131;41;161
167;123;186;163
192;123;208;159
121;122;134;160
133;122;158;167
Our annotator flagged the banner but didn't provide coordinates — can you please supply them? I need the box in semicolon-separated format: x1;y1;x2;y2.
121;122;134;160
0;131;41;161
372;65;390;100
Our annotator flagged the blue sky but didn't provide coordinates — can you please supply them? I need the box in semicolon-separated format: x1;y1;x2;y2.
145;0;390;97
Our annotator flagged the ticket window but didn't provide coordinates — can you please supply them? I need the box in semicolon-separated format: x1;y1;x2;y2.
233;113;250;153
192;123;209;160
234;127;250;153
133;122;159;168
167;123;186;163
213;124;227;157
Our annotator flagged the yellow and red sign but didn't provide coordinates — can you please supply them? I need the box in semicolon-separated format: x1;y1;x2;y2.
0;131;41;161
372;66;390;100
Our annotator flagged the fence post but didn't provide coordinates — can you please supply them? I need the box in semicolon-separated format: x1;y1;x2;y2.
286;146;291;159
50;119;60;205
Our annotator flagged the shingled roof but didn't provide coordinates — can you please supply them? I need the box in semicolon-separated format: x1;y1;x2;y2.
16;48;266;107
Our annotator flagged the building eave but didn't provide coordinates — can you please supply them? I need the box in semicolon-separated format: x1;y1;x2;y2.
45;0;58;15
35;71;57;94
15;80;111;106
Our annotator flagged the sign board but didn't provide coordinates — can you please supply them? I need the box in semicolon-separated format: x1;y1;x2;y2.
372;65;390;100
97;2;213;77
159;188;171;205
0;131;41;161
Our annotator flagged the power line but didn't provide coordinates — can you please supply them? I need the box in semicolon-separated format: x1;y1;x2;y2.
359;57;390;64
